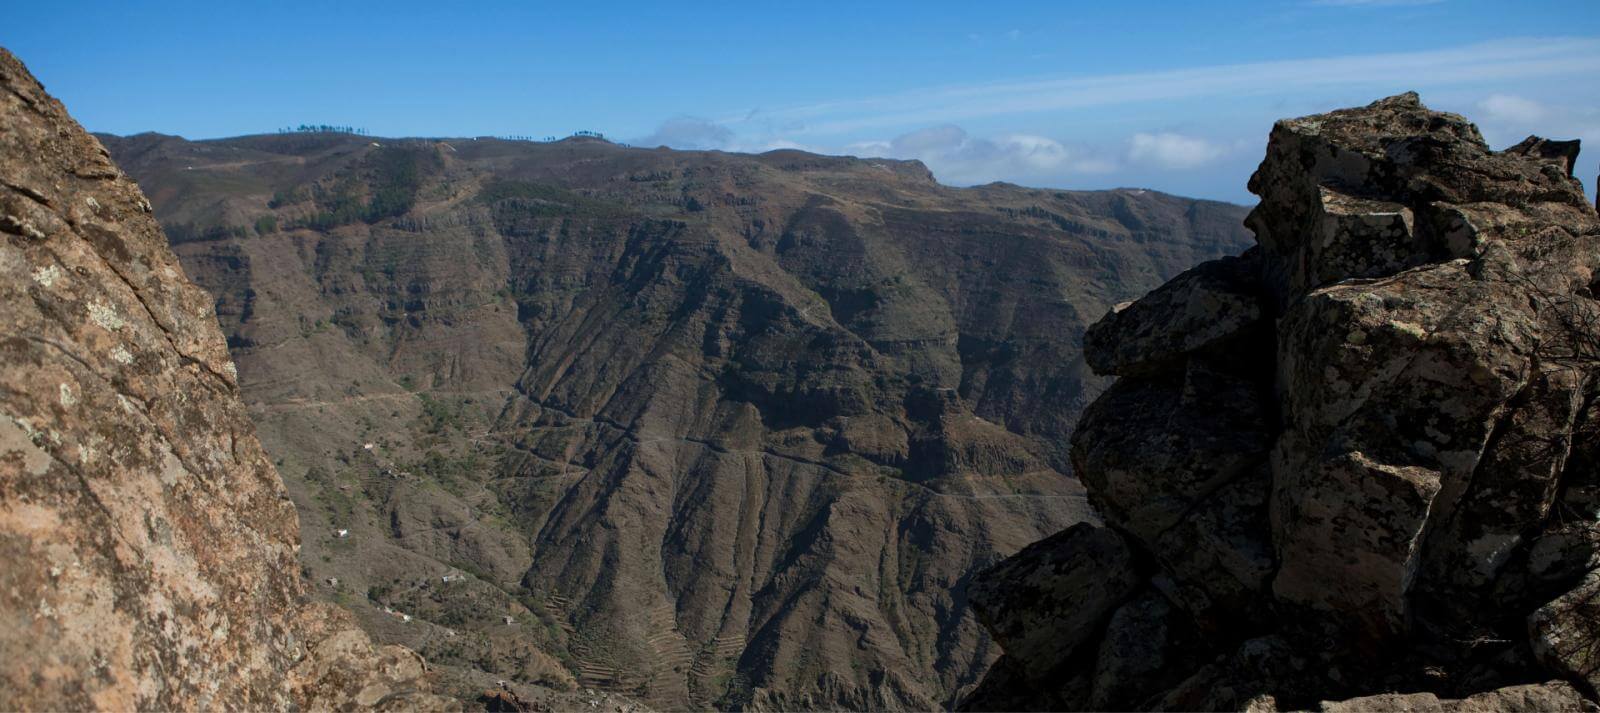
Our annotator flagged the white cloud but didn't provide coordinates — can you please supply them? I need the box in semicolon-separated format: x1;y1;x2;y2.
632;117;828;154
845;139;894;155
1478;94;1548;124
845;125;1114;185
723;37;1600;137
635;116;734;150
749;138;817;152
995;134;1073;171
1127;132;1227;169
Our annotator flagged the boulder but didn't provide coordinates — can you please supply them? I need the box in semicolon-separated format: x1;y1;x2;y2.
1318;681;1595;712
287;603;459;711
1073;358;1274;547
1423;366;1588;593
968;523;1143;682
1528;570;1600;694
1149;469;1275;629
1083;251;1265;376
1244;92;1592;305
1088;588;1196;710
1271;259;1541;640
1072;357;1276;625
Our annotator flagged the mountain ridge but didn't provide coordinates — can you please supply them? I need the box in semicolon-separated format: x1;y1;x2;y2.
103;125;1251;708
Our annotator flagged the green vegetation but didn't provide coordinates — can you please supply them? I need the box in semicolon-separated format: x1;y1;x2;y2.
475;179;576;205
280;147;432;231
268;186;309;209
253;215;278;234
303;465;331;484
412;449;484;497
417;393;467;433
363;147;425;221
312;480;358;520
163;222;251;244
298;316;332;337
475;179;627;220
302;183;366;230
367;582;393;602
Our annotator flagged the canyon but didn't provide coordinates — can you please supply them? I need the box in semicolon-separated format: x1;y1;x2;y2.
8;40;1595;713
96;91;1249;708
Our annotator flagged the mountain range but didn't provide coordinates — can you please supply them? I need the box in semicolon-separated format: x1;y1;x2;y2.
99;128;1251;708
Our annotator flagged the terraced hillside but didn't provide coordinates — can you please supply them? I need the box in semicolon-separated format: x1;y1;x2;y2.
103;130;1251;709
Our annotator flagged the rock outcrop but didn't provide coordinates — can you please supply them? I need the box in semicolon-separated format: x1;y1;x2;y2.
963;93;1600;711
0;48;455;710
1316;681;1592;712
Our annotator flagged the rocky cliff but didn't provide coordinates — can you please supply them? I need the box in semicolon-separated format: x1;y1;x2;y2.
962;93;1600;711
0;48;458;710
98;100;1252;707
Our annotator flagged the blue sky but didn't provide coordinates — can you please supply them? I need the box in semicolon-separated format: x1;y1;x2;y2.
5;1;1599;203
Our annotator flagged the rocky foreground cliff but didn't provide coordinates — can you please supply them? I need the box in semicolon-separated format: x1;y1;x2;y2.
98;89;1250;706
0;48;464;710
963;94;1600;711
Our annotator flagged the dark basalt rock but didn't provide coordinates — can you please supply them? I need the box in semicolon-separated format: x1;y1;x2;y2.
968;523;1145;683
963;93;1600;710
1083;250;1267;376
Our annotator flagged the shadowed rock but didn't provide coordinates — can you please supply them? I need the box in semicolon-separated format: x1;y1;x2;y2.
1529;571;1600;695
968;523;1143;683
961;92;1600;711
1083;251;1266;376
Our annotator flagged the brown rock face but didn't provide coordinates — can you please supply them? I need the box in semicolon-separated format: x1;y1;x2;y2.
962;93;1600;711
0;48;453;710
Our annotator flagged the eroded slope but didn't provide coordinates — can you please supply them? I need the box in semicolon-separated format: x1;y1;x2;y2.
104;125;1251;708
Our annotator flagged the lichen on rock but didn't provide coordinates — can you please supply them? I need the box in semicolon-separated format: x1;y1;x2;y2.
0;47;456;710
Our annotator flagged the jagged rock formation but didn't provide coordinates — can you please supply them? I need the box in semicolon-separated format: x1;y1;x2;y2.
98;104;1252;707
0;48;456;710
963;93;1600;711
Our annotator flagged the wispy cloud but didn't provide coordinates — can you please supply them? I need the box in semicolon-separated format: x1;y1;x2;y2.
1477;94;1548;124
845;125;1114;185
631;116;825;154
725;37;1600;137
1127;132;1228;169
635;116;733;150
